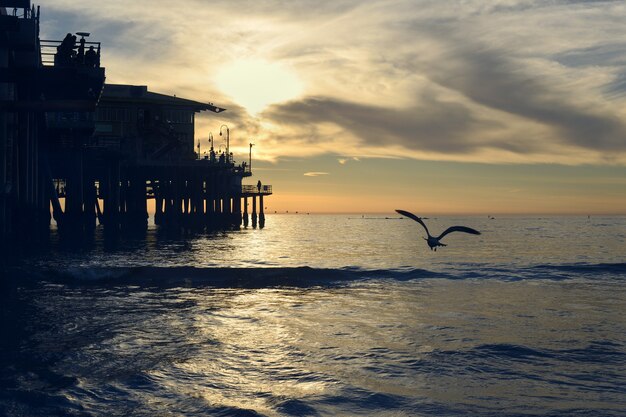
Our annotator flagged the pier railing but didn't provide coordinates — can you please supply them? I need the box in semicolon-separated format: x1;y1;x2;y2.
242;185;272;195
40;39;102;67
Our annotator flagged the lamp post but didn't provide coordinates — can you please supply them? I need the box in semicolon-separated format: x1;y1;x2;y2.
219;125;229;163
249;142;254;172
208;132;216;162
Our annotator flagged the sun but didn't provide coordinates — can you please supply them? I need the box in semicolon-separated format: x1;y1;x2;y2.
215;58;303;115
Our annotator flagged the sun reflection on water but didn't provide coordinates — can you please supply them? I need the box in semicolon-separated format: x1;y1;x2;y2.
4;216;625;415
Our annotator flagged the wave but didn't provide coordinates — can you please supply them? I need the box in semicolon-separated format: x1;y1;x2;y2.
444;340;626;368
4;262;624;289
25;266;443;288
533;262;626;275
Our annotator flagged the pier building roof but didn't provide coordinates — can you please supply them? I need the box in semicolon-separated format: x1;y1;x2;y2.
101;84;226;114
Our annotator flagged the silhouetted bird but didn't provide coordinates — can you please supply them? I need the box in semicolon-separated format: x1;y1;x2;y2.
396;209;481;251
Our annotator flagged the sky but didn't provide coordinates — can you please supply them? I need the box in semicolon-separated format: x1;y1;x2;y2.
39;0;626;214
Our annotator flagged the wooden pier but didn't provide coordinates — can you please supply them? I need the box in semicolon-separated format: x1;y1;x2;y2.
1;2;272;248
53;158;273;231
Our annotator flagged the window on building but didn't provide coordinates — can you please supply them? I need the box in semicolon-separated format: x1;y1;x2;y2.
95;107;131;122
164;109;193;124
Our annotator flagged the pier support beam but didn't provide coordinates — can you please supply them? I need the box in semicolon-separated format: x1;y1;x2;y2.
259;195;265;229
233;195;242;226
252;195;257;228
83;178;97;230
243;197;249;227
127;171;147;230
0;45;9;243
103;159;121;231
64;151;84;231
205;175;214;229
154;180;163;225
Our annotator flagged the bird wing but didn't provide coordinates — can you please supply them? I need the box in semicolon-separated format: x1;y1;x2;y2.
437;226;481;240
395;209;429;236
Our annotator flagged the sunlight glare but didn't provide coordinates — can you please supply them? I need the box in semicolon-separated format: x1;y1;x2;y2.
215;59;303;114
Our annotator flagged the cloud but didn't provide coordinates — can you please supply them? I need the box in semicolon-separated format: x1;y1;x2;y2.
419;41;626;152
265;95;482;154
303;172;330;177
259;0;626;164
38;0;626;165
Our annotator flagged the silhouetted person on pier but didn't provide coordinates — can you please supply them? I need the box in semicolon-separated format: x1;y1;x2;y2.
84;46;97;67
77;36;86;63
55;33;75;66
257;180;262;193
60;33;73;49
69;35;77;60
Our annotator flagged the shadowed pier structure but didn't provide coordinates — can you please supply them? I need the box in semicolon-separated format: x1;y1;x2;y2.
1;1;105;244
48;84;273;233
55;157;273;232
0;2;272;249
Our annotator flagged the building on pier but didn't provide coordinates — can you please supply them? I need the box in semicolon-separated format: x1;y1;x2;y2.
92;84;225;160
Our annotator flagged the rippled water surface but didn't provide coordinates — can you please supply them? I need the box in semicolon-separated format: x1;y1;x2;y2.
1;215;625;416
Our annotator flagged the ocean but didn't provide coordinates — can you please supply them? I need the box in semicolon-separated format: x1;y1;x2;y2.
1;214;625;416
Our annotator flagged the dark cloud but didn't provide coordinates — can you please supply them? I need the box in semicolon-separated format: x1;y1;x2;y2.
553;43;626;97
605;73;626;99
554;43;626;68
265;94;493;154
420;44;626;151
263;2;626;158
265;38;626;158
490;0;621;14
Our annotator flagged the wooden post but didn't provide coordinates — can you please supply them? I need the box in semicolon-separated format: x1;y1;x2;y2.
130;172;147;229
95;196;104;225
155;179;163;225
119;177;128;227
252;195;257;228
233;194;242;227
64;150;84;231
83;177;97;230
205;173;214;228
259;195;265;229
165;177;174;226
104;158;121;231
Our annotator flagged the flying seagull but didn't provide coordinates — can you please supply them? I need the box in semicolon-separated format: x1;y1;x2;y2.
396;209;481;251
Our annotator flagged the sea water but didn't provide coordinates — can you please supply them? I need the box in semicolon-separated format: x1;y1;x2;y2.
1;215;625;416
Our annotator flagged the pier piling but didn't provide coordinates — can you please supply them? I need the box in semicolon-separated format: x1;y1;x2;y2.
252;196;258;228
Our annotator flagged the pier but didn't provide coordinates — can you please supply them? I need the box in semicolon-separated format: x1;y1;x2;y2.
52;158;273;232
0;2;272;248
